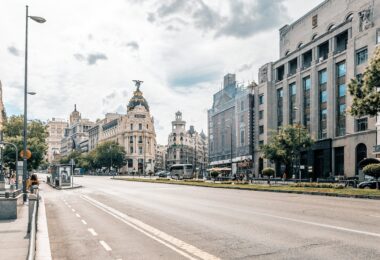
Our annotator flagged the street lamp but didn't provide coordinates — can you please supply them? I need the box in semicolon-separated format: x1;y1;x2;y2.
294;106;302;182
23;5;46;202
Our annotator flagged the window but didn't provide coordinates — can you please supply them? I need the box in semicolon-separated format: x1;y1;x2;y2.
259;94;264;105
303;77;311;131
130;146;133;154
336;62;346;136
241;101;244;111
240;115;244;123
356;48;368;65
259;110;264;120
259;125;264;135
338;84;346;97
139;146;143;154
377;29;380;44
139;123;142;130
335;147;344;176
289;58;298;75
129;136;133;143
277;88;283;127
319;69;328;139
138;136;143;143
356;118;368;132
289;83;296;124
240;130;245;145
276;66;285;81
320;90;327;102
146;124;149;129
335;30;348;53
258;140;264;147
319;69;327;84
318;41;329;60
130;124;133;130
302;50;312;69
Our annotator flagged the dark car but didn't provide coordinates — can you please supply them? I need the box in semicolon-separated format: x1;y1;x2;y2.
158;171;170;178
358;180;380;189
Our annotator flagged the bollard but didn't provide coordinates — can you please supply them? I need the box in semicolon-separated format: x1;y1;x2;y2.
28;194;38;233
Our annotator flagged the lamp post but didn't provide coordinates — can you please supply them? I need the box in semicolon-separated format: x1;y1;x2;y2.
23;5;46;202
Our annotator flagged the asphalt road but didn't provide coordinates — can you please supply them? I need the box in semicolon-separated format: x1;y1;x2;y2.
42;175;380;260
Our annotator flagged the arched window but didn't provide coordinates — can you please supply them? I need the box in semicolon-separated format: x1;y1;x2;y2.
356;143;367;175
327;23;335;32
345;13;354;22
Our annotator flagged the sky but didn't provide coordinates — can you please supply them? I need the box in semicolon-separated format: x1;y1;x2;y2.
0;0;323;144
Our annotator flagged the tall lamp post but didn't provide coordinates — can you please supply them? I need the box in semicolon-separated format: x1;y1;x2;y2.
23;5;46;202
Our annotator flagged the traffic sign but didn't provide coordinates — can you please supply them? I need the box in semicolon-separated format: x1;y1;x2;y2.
20;149;32;159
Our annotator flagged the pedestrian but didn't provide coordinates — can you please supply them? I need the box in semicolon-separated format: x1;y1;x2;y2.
27;174;39;194
10;173;16;190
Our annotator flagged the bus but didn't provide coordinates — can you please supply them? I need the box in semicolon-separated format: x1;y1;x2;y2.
170;164;194;180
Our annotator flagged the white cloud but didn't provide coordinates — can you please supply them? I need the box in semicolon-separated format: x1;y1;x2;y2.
0;0;322;144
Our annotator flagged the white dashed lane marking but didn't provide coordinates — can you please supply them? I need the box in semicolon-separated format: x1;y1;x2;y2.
88;228;98;236
72;208;76;212
81;220;87;225
76;213;81;218
99;240;112;251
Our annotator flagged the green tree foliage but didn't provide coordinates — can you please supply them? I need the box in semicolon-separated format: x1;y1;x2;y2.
94;141;127;171
363;164;380;189
3;115;48;170
261;125;313;176
348;47;380;117
262;167;275;184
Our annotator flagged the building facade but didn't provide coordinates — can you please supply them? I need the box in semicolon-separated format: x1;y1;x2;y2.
208;74;255;176
90;81;157;174
167;111;208;174
60;105;95;157
253;0;380;178
155;144;168;171
46;118;68;163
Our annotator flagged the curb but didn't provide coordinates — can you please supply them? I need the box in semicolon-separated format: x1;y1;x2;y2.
113;178;380;200
45;182;82;190
36;191;52;260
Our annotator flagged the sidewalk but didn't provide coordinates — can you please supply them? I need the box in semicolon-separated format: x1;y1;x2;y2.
0;202;30;260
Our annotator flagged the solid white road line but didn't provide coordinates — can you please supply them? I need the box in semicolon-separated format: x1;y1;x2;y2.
88;228;98;236
76;213;81;218
81;195;220;260
99;240;112;251
81;219;87;225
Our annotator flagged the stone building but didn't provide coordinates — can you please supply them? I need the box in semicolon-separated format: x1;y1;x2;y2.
155;144;168;171
253;0;380;178
208;74;255;176
167;111;208;174
89;81;156;174
60;105;95;157
46;118;68;162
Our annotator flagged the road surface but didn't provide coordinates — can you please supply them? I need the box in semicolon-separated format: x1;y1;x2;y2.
42;175;380;259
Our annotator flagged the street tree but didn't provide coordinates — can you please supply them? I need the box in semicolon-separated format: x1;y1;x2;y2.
94;141;127;172
3;115;48;171
262;167;275;185
363;164;380;189
348;47;380;117
261;125;313;177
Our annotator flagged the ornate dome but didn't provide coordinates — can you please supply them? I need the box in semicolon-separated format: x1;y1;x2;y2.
127;81;150;112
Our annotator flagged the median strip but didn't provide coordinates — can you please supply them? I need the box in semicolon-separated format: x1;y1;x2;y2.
113;178;380;200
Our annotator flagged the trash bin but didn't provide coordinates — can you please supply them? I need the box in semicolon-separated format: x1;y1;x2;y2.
55;178;59;187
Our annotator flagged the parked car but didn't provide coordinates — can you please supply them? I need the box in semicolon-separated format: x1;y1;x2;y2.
157;171;170;178
358;180;380;189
